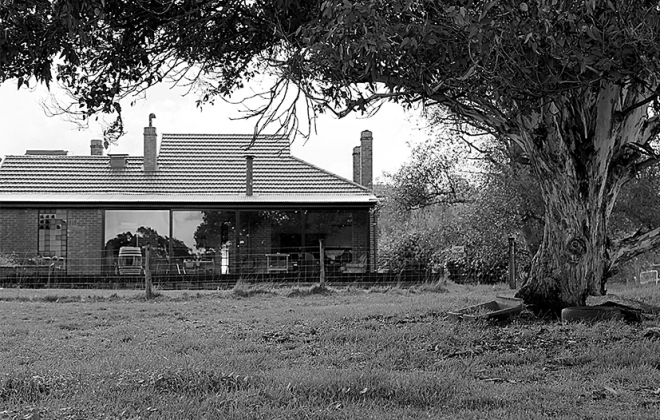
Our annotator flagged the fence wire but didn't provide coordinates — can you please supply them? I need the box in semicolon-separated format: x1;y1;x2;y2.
0;247;441;289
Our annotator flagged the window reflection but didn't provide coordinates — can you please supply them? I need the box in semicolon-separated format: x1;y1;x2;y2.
100;208;367;276
306;210;354;274
238;211;273;274
172;211;235;274
104;210;170;275
269;211;302;254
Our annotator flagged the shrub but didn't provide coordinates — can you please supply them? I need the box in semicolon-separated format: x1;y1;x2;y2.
379;230;442;275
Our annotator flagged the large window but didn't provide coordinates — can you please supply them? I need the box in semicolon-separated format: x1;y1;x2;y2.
236;209;359;274
104;210;170;274
99;208;368;276
172;211;235;274
305;210;354;274
269;211;302;254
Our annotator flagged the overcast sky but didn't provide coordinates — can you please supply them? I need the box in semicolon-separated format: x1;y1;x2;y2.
0;79;430;182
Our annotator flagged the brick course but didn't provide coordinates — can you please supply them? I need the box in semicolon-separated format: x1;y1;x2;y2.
67;209;104;275
0;209;38;261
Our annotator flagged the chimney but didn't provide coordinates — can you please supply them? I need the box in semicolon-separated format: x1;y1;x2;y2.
246;155;254;196
360;130;373;189
144;113;158;172
109;154;128;169
90;139;103;156
352;146;361;184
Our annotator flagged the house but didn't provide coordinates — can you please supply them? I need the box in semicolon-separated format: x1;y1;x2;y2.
0;119;378;282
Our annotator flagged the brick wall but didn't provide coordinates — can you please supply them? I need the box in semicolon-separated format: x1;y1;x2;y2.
370;210;377;271
0;209;39;261
67;209;104;275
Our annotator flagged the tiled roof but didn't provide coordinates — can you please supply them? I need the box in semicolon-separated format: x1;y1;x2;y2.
0;134;377;205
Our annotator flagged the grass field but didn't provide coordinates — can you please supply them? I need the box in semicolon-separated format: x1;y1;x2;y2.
2;282;660;419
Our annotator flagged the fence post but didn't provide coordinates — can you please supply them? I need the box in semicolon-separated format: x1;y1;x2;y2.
319;239;326;286
144;245;154;299
508;236;516;289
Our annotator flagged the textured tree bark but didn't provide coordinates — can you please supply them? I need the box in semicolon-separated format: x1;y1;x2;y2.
513;83;644;311
516;189;608;311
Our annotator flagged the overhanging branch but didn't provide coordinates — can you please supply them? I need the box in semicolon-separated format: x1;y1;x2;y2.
331;92;416;118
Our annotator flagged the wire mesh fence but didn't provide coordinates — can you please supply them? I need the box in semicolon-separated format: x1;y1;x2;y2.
0;247;442;289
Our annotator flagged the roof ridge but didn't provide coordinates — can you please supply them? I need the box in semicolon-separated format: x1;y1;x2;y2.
162;133;289;138
2;155;118;159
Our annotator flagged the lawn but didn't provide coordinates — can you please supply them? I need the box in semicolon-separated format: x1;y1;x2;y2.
1;282;660;419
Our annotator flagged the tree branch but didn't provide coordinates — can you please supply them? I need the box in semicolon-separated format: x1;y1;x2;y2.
640;115;660;146
617;91;659;119
634;156;660;173
608;226;660;271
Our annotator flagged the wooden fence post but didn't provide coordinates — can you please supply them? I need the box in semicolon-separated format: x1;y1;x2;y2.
144;245;154;299
319;239;326;286
508;236;516;289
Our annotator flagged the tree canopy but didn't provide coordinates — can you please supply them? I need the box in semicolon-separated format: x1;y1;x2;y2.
5;0;660;309
5;1;660;144
1;0;299;139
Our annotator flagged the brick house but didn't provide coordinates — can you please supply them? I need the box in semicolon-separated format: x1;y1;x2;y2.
0;121;378;281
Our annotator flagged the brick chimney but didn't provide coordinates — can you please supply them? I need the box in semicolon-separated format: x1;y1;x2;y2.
144;113;158;172
352;130;373;189
360;130;373;189
246;155;254;196
352;146;361;184
90;139;103;156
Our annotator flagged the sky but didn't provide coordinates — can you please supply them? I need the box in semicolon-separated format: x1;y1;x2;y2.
0;79;431;182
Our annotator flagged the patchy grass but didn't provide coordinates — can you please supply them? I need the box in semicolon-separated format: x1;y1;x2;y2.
229;279;279;298
286;284;334;297
0;282;660;419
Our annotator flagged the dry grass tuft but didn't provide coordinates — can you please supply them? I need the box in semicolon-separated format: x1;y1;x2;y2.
286;284;333;297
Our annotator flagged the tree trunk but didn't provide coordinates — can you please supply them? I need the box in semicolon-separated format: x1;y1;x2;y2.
513;82;654;311
516;181;608;311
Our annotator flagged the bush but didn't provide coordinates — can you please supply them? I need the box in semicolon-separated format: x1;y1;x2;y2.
378;230;442;275
0;253;19;267
445;257;508;285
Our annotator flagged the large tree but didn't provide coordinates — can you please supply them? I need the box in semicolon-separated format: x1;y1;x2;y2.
4;0;660;310
279;0;660;311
